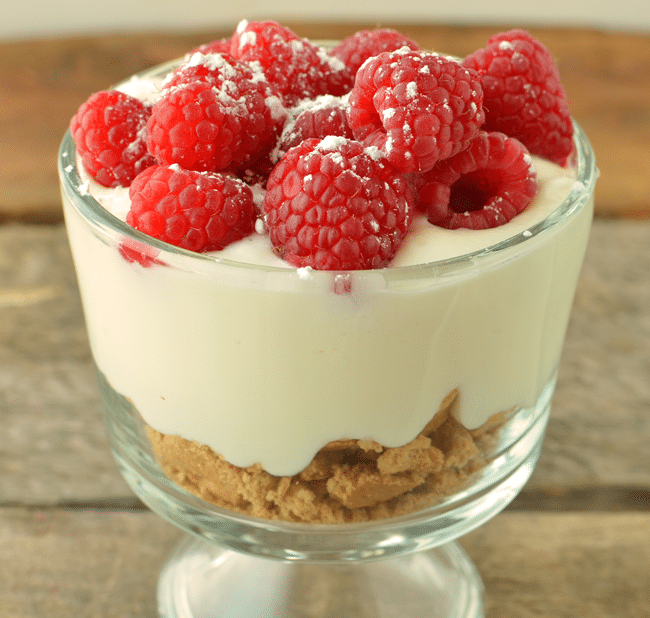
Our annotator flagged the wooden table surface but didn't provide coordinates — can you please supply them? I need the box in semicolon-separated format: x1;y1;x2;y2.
1;23;649;618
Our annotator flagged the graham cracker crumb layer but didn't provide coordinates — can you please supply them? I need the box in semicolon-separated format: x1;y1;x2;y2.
146;390;513;523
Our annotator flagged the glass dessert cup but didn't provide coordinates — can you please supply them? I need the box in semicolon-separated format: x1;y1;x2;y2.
59;101;596;616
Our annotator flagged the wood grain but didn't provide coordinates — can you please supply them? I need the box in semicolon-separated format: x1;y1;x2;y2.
1;26;648;616
1;508;647;618
1;24;649;221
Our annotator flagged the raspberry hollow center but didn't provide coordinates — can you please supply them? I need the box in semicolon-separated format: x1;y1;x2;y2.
449;170;500;213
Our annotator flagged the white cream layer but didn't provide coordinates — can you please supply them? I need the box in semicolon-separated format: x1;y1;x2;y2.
64;153;592;476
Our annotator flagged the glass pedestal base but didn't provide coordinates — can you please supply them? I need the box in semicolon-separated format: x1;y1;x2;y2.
158;534;484;618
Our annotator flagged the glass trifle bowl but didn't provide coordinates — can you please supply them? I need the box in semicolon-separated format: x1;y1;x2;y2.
59;26;597;618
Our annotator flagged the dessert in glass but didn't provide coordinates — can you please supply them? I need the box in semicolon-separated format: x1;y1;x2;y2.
59;21;596;618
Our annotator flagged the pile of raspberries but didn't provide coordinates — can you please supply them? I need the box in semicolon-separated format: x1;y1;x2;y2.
70;21;574;270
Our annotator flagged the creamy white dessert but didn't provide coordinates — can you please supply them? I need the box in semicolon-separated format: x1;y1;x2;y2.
65;142;592;479
61;30;596;523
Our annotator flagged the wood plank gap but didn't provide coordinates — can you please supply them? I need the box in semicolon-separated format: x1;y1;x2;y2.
1;486;648;513
0;209;64;225
505;486;650;512
0;497;149;512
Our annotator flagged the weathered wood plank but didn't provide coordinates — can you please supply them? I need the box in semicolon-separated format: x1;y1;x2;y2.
465;512;650;618
533;217;650;487
0;25;649;221
0;508;177;617
0;508;647;618
0;224;133;500
0;220;648;504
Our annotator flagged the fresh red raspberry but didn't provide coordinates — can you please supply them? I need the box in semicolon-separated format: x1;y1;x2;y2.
187;36;232;57
416;131;537;230
147;53;285;173
273;95;354;162
70;90;155;187
462;29;573;166
126;164;256;253
347;49;485;174
264;137;413;270
331;28;420;75
230;20;354;107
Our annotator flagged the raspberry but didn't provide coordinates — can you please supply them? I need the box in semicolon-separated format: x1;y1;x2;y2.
187;36;232;57
147;53;285;172
331;28;420;75
273;95;354;162
230;20;353;107
462;29;573;166
347;49;485;174
126;164;256;252
70;90;155;187
416;131;537;230
264;137;413;270
118;238;162;267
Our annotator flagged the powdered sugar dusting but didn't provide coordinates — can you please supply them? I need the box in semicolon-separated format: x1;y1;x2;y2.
365;146;384;161
297;266;313;280
117;76;161;105
316;44;347;72
406;82;418;99
265;94;287;123
318;135;349;152
187;52;238;78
